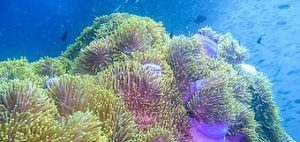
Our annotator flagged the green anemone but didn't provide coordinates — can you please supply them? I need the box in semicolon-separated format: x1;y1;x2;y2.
0;58;45;88
96;60;166;130
249;74;287;142
59;111;108;142
32;57;70;77
62;13;168;60
74;38;115;74
218;33;249;64
0;80;59;142
47;74;139;141
139;126;179;142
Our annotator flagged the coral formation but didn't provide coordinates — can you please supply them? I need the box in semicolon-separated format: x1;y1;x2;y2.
0;13;293;142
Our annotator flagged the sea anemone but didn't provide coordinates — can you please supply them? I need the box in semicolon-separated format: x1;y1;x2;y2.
0;80;59;141
218;33;249;64
47;75;88;117
192;33;219;58
0;58;44;87
0;13;293;142
59;111;108;142
197;26;220;43
183;76;226;105
111;19;159;54
157;98;190;141
249;74;288;141
97;61;165;130
167;36;213;97
140;126;179;142
62;13;168;60
47;74;139;141
237;63;258;75
227;102;260;141
61;13;132;60
187;76;234;125
32;57;68;77
75;38;115;74
189;117;228;142
131;49;175;84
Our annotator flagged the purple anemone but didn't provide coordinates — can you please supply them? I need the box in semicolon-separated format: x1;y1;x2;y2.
143;63;163;76
239;64;257;75
226;133;247;142
198;27;220;43
192;34;219;59
183;79;204;104
189;117;228;142
45;77;58;89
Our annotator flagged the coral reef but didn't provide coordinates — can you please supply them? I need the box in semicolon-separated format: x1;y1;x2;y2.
0;13;293;142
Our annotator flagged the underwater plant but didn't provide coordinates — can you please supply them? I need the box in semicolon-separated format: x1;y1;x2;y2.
0;13;294;142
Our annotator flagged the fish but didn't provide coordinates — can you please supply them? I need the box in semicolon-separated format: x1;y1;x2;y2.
294;99;300;104
61;31;68;41
277;89;290;95
169;32;174;39
282;100;292;109
257;36;262;44
278;4;292;10
194;15;206;25
287;105;294;110
273;66;282;80
284;117;295;123
287;69;300;75
276;21;287;26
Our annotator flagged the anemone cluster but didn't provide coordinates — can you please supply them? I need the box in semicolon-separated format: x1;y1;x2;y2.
0;13;294;142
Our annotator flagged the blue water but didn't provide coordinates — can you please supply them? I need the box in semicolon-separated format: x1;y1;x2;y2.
0;0;299;141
